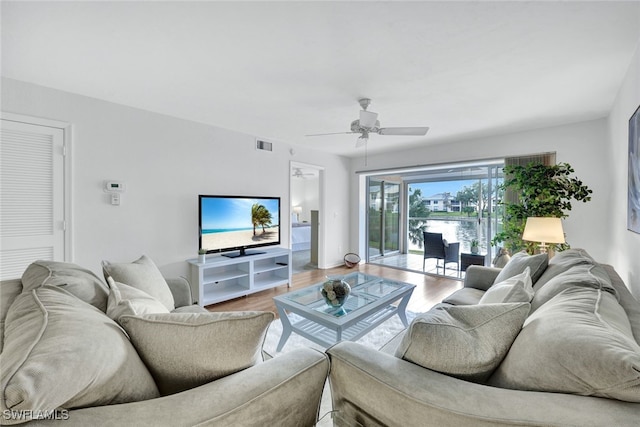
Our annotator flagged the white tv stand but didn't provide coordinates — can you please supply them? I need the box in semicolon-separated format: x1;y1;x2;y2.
187;247;292;307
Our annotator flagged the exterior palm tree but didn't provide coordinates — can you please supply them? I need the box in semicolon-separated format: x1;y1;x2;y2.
251;203;273;235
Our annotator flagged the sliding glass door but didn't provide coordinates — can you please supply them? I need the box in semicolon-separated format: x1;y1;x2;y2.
367;178;401;259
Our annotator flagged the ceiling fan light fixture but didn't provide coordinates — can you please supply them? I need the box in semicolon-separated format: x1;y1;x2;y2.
359;110;379;128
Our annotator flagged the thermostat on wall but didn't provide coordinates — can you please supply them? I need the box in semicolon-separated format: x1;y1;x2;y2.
104;180;125;193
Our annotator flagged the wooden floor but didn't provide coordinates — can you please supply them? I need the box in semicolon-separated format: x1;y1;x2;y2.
205;263;462;317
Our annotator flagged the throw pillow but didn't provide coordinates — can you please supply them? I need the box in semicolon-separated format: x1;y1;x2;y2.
0;286;159;421
489;287;640;402
394;302;530;382
21;260;109;312
118;311;275;395
106;276;170;321
102;255;175;311
493;251;548;286
479;268;533;304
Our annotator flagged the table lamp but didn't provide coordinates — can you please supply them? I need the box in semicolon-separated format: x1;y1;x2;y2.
522;217;565;254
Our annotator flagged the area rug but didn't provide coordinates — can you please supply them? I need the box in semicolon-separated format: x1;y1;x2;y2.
263;311;418;356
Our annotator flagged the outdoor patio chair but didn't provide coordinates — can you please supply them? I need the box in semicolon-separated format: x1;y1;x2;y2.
422;231;460;276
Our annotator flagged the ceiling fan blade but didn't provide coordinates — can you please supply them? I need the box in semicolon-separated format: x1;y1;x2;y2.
359;110;379;128
305;131;358;137
377;127;430;136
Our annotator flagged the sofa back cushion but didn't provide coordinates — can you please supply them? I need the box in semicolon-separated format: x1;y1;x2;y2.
489;287;640;402
493;252;548;286
102;255;175;311
0;286;159;422
394;302;530;382
533;248;595;290
530;262;616;312
21;260;109;312
118;311;274;395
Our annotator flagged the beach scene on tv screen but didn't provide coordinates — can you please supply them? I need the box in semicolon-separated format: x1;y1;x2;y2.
201;197;280;251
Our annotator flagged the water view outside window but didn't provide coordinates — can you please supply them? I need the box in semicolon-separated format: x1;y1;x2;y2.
408;177;503;256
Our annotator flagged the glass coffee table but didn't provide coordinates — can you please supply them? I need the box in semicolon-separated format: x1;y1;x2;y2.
272;272;415;351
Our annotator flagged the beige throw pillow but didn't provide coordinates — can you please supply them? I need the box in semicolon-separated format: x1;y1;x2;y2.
118;311;275;395
106;276;170;321
0;286;159;423
480;267;533;304
489;287;640;402
102;255;175;311
394;303;530;382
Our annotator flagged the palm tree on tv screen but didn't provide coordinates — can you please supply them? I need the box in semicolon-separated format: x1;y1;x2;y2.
251;203;273;235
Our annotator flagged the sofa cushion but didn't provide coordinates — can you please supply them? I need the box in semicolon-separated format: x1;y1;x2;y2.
489;287;640;402
118;311;274;395
530;262;616;312
479;268;533;304
0;286;159;422
493;251;547;285
102;255;175;311
533;248;595;289
394;302;530;382
106;276;170;321
21;260;109;312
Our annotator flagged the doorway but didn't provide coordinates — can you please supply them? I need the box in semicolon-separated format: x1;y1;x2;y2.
290;162;323;273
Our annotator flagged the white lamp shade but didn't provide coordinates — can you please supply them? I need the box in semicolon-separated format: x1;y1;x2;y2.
522;217;565;244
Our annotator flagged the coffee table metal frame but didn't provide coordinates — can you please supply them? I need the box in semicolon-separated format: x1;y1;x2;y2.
272;272;415;351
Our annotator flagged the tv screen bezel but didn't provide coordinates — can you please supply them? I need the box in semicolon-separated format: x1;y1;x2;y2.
198;194;282;257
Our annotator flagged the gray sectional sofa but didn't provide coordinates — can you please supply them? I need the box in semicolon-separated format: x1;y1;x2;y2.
327;249;640;426
0;257;329;426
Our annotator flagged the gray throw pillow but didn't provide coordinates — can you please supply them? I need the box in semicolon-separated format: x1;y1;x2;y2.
21;260;109;312
489;287;640;402
119;311;275;395
0;286;159;421
394;302;530;382
479;267;533;304
493;251;548;285
106;276;170;322
102;255;175;311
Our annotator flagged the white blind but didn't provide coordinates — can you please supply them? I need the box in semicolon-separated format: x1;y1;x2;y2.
0;119;64;280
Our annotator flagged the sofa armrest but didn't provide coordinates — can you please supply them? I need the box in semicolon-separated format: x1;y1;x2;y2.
27;348;329;427
165;277;193;308
327;341;639;427
463;265;501;291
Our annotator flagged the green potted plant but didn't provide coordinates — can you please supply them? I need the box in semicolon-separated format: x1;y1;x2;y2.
470;239;479;254
198;248;207;263
492;162;592;254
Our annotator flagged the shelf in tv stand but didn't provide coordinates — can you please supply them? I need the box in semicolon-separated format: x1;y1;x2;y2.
187;247;292;307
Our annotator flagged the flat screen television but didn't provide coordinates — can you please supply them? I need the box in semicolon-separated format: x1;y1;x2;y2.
199;195;281;258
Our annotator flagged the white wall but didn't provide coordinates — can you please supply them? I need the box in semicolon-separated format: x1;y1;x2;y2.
606;40;640;298
1;78;351;278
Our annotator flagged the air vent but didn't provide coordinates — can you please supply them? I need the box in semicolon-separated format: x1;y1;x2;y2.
256;139;273;152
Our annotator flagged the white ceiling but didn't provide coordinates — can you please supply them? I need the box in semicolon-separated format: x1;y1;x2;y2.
2;1;639;157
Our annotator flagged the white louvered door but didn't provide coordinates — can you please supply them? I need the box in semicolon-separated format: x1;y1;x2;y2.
0;118;65;280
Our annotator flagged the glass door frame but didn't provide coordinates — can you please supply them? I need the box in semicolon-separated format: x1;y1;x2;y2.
366;177;402;261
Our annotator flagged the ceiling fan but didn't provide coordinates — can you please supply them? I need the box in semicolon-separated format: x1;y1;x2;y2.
292;167;316;179
306;98;430;147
